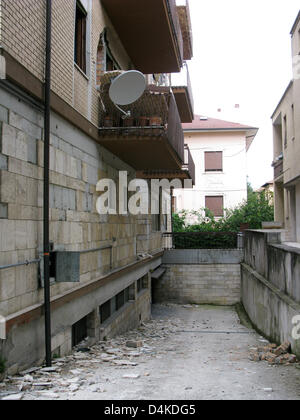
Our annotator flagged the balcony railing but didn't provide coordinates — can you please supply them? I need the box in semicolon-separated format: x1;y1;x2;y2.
183;144;195;185
98;73;184;171
273;158;284;180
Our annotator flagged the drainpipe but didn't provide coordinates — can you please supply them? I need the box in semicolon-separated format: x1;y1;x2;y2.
170;187;174;234
43;0;52;367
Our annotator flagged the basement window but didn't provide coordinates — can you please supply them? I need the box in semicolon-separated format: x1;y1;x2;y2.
75;0;87;73
137;274;149;294
100;300;111;323
116;290;125;311
72;316;88;347
137;278;142;293
142;274;149;289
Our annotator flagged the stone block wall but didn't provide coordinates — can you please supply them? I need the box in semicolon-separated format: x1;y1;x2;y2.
0;86;162;320
153;249;243;306
154;264;241;306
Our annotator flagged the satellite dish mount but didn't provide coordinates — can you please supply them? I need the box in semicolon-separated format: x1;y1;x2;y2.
109;71;146;119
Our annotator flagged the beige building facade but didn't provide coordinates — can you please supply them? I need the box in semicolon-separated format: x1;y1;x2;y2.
272;11;300;243
0;0;194;372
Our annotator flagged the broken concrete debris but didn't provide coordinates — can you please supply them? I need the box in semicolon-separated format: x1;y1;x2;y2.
1;304;299;401
0;314;184;400
126;340;143;348
249;341;297;365
122;374;140;379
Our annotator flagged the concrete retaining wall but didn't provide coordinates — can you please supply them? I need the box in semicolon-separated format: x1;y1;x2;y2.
152;249;243;306
242;230;300;358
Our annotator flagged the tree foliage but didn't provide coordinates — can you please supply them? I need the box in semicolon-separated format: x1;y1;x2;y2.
173;185;274;233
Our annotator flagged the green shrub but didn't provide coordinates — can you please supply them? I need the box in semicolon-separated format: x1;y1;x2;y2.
172;184;274;235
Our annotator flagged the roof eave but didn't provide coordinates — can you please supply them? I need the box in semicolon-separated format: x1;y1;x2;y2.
183;127;258;133
271;80;293;120
290;10;300;35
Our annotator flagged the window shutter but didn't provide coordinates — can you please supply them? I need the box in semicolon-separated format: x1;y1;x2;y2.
81;17;86;72
205;152;223;171
205;196;224;217
75;1;87;73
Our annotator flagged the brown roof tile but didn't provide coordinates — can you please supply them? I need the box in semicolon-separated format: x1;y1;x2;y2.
182;115;257;131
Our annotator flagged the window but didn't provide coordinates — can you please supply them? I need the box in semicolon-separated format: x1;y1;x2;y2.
205;151;223;172
100;300;111;323
142;274;149;289
205;196;224;217
96;31;120;85
137;278;142;293
283;115;287;148
72;316;87;347
171;196;177;214
75;1;87;73
116;290;125;311
291;105;295;140
124;287;130;303
137;275;148;294
152;188;161;232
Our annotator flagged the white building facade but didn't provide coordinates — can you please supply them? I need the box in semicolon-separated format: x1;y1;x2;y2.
174;116;258;218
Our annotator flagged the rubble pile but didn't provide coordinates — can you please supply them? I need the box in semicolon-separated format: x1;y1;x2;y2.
249;341;298;365
0;315;185;400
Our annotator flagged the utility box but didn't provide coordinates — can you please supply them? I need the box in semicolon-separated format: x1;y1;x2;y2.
52;251;80;283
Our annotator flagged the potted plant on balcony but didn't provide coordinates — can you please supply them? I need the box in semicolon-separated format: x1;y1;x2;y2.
149;116;162;135
122;117;135;127
103;115;114;127
137;116;149;127
149;116;162;126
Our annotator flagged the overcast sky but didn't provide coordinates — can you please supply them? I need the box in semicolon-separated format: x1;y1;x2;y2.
188;0;299;189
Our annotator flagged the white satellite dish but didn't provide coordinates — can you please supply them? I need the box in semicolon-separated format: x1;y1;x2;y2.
109;70;146;106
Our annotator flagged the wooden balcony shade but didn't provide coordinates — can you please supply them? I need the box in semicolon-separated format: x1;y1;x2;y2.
177;0;193;60
101;0;183;74
136;145;195;185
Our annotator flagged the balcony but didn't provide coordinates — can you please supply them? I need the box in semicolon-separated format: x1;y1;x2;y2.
136;144;195;185
146;63;194;123
272;154;284;180
176;0;193;60
101;0;183;74
171;62;194;122
98;73;184;171
183;144;195;184
273;160;284;180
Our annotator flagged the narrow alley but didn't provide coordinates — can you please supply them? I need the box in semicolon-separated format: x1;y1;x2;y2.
1;304;300;401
